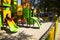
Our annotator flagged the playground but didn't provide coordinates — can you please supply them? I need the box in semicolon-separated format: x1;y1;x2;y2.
0;0;59;40
0;0;42;33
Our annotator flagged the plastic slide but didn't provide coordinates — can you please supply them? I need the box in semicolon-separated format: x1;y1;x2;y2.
0;14;2;29
31;17;42;28
7;19;19;32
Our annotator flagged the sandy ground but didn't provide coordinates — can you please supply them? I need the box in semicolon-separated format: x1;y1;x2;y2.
0;22;52;40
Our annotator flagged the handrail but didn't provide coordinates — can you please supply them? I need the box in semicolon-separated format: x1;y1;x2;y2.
39;22;55;40
39;18;58;40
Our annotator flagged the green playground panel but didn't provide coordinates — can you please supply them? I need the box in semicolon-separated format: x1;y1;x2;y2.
3;0;11;6
6;7;10;10
3;3;11;6
27;18;35;24
23;7;29;18
27;17;41;28
31;17;42;28
12;6;17;13
23;7;41;28
23;7;32;18
0;12;2;30
29;9;33;17
12;0;17;1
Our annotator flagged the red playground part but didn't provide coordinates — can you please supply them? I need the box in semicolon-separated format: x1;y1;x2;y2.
8;18;12;22
20;19;25;23
6;17;12;22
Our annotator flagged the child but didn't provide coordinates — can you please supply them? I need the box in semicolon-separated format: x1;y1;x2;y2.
6;14;12;21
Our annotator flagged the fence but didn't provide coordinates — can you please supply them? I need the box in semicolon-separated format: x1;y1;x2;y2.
39;18;58;40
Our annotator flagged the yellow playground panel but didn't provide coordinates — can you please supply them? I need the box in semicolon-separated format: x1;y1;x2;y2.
3;10;11;21
0;7;2;11
22;0;26;3
43;17;48;21
49;19;58;40
4;0;11;4
45;19;58;40
14;1;17;5
17;5;23;15
0;0;1;6
26;3;30;8
49;25;55;40
33;8;37;14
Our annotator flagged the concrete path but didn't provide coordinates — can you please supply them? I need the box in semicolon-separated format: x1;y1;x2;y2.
0;22;52;40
